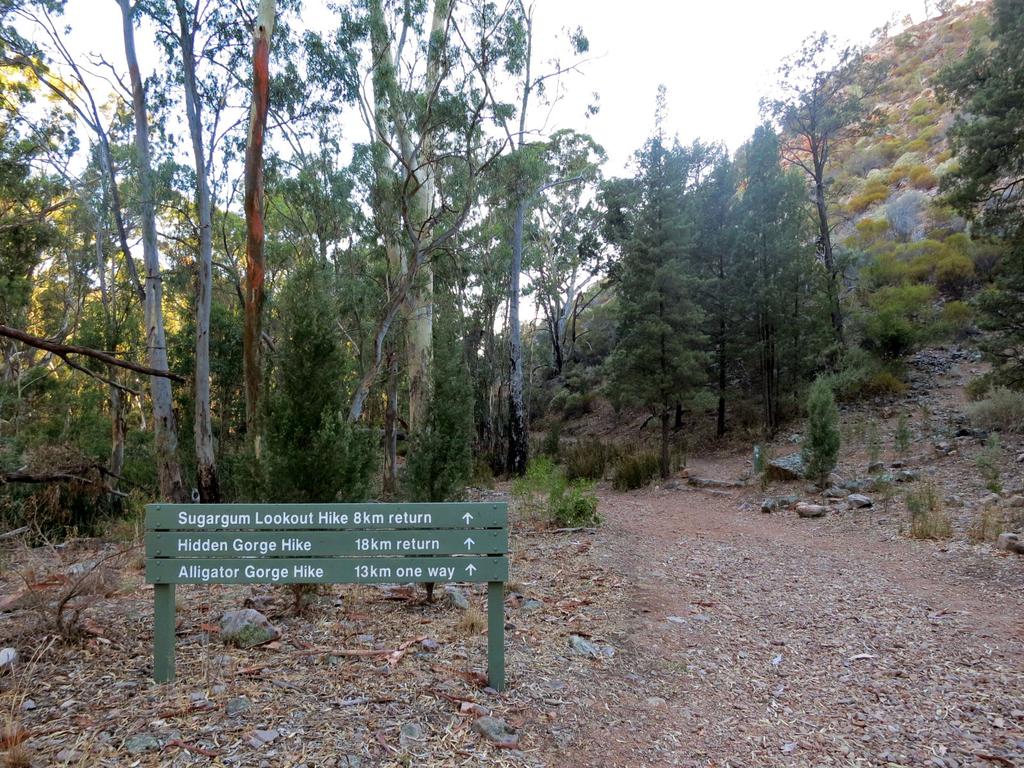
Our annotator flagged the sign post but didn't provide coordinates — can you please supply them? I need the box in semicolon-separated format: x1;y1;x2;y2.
144;502;509;689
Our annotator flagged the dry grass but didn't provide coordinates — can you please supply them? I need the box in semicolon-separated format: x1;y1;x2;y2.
456;606;486;635
906;483;952;540
968;507;1005;543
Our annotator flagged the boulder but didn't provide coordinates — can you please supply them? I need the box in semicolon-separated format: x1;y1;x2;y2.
795;503;827;519
867;461;886;474
824;486;849;499
220;609;280;649
847;494;873;509
996;532;1023;554
766;454;805;482
472;717;519;748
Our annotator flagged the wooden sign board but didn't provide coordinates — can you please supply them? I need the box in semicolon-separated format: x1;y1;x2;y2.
144;502;509;689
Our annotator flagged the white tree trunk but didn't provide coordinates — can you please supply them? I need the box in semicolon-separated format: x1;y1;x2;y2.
119;0;187;502
176;0;220;502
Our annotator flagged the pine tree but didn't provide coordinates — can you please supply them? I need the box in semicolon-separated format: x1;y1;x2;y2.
938;0;1024;388
737;125;821;434
802;377;840;487
264;261;375;503
606;88;705;478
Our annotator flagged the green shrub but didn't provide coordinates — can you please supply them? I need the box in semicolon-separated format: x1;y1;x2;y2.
968;387;1024;433
801;378;840;487
562;440;608;481
975;435;1003;494
847;178;891;214
939;300;973;338
511;456;601;527
612;450;660;490
965;374;993;403
909;97;932;116
863;370;906;397
862;309;918;359
935;253;974;297
549;480;600;527
894;413;911;455
541;421;562;457
511;456;559;516
908;165;938;189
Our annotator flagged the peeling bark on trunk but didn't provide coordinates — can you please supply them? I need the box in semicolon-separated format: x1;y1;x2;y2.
176;0;220;502
243;0;276;453
119;0;187;503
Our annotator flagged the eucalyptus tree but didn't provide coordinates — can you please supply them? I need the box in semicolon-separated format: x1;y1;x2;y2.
524;129;605;375
342;0;506;427
456;0;593;474
242;0;276;451
763;33;886;349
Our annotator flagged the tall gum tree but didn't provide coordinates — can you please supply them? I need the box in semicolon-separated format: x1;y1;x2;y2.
763;33;887;352
118;0;187;502
242;0;276;454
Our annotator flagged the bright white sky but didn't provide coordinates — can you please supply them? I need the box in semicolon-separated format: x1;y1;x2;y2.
61;0;947;176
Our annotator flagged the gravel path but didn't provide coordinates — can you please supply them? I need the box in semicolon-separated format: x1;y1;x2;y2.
562;482;1024;767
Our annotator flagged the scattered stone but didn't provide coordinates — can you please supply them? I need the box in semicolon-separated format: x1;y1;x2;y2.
980;493;1002;507
21;699;35;711
1001;495;1024;509
226;697;251;717
0;647;17;673
766;454;805;482
399;722;426;747
445;587;470;610
520;598;543;613
569;634;613;657
847;494;873;509
356;634;375;644
824;486;849;499
890;460;905;469
795;503;827;519
645;696;667;708
688;476;745;489
420;638;440;652
337;756;363;768
933;442;953;455
124;734;161;754
220;609;280;649
761;498;777;513
472;716;519;748
1017;452;1024;463
894;469;920;483
867;461;885;474
249;729;279;747
56;749;79;762
996;532;1023;554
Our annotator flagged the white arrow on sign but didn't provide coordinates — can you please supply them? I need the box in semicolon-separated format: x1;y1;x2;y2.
464;537;475;550
462;512;474;524
465;563;477;575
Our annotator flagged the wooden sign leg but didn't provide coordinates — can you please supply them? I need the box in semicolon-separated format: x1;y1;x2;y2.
487;581;505;691
153;583;176;683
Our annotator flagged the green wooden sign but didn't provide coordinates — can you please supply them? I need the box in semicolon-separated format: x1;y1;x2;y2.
145;502;509;690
